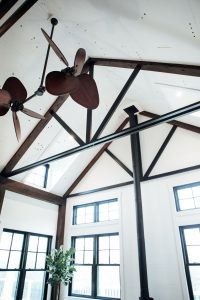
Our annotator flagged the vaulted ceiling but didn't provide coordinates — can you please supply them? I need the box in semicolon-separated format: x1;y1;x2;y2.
1;0;200;198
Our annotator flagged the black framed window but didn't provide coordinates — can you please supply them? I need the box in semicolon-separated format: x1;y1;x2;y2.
180;225;200;300
69;233;120;299
24;164;50;189
174;182;200;211
0;229;52;300
73;199;119;225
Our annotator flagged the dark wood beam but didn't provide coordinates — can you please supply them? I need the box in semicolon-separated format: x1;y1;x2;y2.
0;0;39;38
0;176;64;205
51;111;85;146
140;111;200;134
0;0;19;20
143;126;177;178
63;118;129;198
86;64;94;143
92;65;141;141
0;187;5;215
88;58;200;77
1;94;69;175
55;203;66;248
105;149;133;177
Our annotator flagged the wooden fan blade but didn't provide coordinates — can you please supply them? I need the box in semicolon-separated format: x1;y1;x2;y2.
74;48;86;76
3;77;27;102
0;89;11;116
45;71;80;96
22;108;45;119
70;74;99;109
41;28;69;66
12;111;21;141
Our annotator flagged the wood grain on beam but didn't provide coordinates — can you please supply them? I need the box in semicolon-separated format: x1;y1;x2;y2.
0;176;64;205
88;58;200;77
63;118;129;198
0;0;39;38
140;111;200;134
0;0;18;20
0;187;5;215
2;95;69;175
55;203;66;248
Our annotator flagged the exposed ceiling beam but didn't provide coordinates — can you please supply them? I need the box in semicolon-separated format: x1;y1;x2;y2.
88;58;200;77
92;65;141;141
0;0;39;38
1;94;69;175
105;149;133;177
5;100;200;177
0;186;5;214
0;0;19;20
63;118;129;198
140;111;200;134
0;176;65;205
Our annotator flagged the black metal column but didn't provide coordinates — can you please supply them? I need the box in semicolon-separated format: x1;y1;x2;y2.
125;106;153;300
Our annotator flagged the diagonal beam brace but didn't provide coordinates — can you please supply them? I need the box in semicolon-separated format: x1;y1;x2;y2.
143;125;177;178
105;149;133;177
0;0;39;38
91;65;141;141
0;0;19;20
4;100;200;177
1;94;69;175
63;118;129;198
51;111;85;146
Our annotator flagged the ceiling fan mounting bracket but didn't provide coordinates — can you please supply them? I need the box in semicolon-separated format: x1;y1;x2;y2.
10;101;24;112
35;86;46;96
51;18;58;26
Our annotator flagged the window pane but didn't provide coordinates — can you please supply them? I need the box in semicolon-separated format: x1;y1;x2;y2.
0;250;9;269
99;236;109;250
110;250;120;264
0;271;19;300
179;198;195;210
84;251;93;264
99;203;108;213
99;250;109;264
99;212;109;221
189;266;200;300
187;246;200;263
75;238;84;250
0;232;12;250
36;253;46;269
85;238;93;250
109;210;119;220
194;197;200;208
72;266;92;296
184;229;200;245
110;236;119;249
11;234;23;251
97;266;120;298
178;188;193;199
76;215;85;224
22;271;45;300
26;252;37;269
28;236;38;252
192;187;200;197
38;237;48;252
75;251;84;264
85;206;94;223
8;251;21;269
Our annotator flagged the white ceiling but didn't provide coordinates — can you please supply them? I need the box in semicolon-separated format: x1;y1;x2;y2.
1;0;200;195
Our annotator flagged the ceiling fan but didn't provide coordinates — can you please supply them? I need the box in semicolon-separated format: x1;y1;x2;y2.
41;29;99;110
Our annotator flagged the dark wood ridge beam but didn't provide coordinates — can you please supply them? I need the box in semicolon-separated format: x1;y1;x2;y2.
0;0;19;20
105;149;133;177
88;58;200;77
0;0;39;38
4;100;200;177
51;111;85;146
143;125;177;178
0;176;65;206
1;94;69;175
63;118;129;198
140;111;200;134
92;65;141;141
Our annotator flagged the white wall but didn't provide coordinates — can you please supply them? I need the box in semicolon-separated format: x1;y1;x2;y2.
0;191;59;300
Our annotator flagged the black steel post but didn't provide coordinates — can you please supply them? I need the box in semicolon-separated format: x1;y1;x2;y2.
125;105;153;300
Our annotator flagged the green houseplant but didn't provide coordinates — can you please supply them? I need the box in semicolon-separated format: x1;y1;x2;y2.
46;246;76;300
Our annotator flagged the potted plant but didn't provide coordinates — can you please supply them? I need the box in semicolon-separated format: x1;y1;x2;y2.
46;246;76;300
